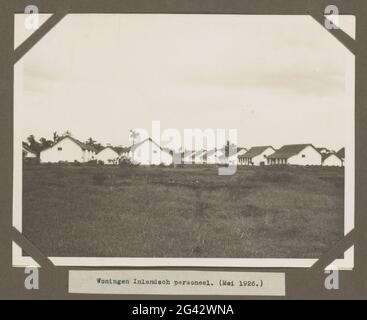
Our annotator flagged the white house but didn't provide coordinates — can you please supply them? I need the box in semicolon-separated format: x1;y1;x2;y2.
119;147;130;159
267;144;321;166
191;150;208;164
189;149;219;165
96;146;120;165
40;136;96;163
182;150;196;164
322;153;343;167
217;146;242;165
190;150;205;164
220;147;248;166
129;138;173;166
205;149;220;164
216;148;228;165
230;147;247;165
236;147;247;158
22;143;37;159
239;146;275;166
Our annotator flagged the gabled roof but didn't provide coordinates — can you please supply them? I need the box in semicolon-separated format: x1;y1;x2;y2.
96;146;120;155
336;147;345;159
194;149;207;157
240;146;274;159
41;136;96;152
182;150;196;159
235;147;248;155
129;138;172;155
267;144;318;159
66;136;96;152
206;149;218;157
322;152;343;162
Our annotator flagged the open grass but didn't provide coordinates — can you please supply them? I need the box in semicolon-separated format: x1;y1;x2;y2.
22;164;344;258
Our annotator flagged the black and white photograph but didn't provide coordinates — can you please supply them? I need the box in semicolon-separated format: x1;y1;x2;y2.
13;14;355;268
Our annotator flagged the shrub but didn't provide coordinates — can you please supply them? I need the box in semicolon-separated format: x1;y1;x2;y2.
119;158;137;167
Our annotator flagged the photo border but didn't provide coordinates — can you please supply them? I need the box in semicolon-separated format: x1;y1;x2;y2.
12;12;355;270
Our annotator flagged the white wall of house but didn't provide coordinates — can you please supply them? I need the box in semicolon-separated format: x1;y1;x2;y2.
206;151;218;164
129;140;173;165
193;150;207;164
40;137;94;163
251;147;275;166
96;147;119;164
182;151;195;164
216;150;228;165
287;145;322;165
323;154;343;167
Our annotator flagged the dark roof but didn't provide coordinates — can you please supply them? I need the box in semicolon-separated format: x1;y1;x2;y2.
114;146;131;154
267;144;318;159
93;145;105;153
96;145;132;155
336;147;345;159
42;136;96;152
96;146;119;155
240;146;274;159
129;138;171;154
22;142;36;154
322;152;343;162
123;146;131;153
67;136;96;152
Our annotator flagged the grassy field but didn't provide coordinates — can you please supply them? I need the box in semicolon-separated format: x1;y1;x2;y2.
22;164;344;258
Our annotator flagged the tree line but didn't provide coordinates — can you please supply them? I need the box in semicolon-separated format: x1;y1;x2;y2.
24;131;105;155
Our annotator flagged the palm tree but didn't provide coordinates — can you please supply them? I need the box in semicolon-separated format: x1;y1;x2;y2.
27;135;41;153
27;134;36;145
39;137;53;149
53;131;60;143
129;130;140;145
86;137;96;146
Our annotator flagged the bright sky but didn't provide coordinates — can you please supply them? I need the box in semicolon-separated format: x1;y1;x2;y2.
15;14;355;151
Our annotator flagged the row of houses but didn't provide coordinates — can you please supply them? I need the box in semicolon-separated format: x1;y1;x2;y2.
24;135;173;166
23;135;345;167
183;144;344;167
